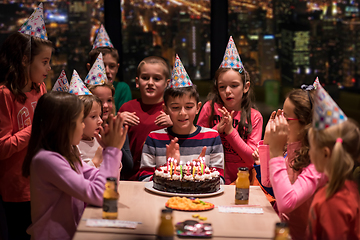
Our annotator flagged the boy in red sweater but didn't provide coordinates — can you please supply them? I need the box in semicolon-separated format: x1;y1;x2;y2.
119;56;172;180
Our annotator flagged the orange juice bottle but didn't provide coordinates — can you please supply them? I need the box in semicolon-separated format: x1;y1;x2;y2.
235;167;250;205
156;209;174;240
102;177;119;219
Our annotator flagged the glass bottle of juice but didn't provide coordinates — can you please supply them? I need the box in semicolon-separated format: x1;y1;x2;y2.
273;222;291;240
102;177;119;219
156;208;174;240
235;167;250;205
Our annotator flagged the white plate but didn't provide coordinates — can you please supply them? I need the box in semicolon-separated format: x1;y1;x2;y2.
144;181;224;198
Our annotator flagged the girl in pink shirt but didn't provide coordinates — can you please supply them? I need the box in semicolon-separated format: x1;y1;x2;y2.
259;88;327;240
22;92;128;239
0;32;52;240
197;67;263;184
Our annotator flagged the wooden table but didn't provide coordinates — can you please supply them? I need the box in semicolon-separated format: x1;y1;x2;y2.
74;181;279;239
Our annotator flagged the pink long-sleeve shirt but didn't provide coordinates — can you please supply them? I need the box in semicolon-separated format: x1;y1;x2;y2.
258;141;327;240
0;83;46;202
27;147;122;240
197;101;263;184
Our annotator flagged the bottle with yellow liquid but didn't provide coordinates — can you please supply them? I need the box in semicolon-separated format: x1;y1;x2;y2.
273;222;291;240
235;167;250;205
102;177;119;219
156;208;174;240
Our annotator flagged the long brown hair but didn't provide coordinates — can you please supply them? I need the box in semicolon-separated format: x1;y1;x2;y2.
0;32;53;103
287;89;315;171
207;68;254;140
309;120;360;198
22;92;83;177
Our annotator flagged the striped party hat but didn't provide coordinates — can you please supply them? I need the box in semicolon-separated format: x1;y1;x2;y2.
84;53;108;85
69;70;92;96
18;3;47;40
169;54;193;88
313;80;347;129
219;36;244;72
52;70;69;92
92;24;114;49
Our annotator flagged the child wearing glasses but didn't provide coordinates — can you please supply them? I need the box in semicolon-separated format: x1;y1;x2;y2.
258;87;327;240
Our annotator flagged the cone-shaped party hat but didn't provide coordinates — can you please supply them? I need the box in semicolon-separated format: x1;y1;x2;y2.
219;36;244;71
69;70;92;96
313;79;347;129
313;76;321;89
84;53;108;85
169;54;193;88
18;3;47;40
52;70;69;92
92;24;114;49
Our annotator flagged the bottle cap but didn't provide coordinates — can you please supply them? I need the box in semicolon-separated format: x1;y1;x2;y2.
106;177;117;182
162;208;173;214
238;167;249;171
276;222;288;228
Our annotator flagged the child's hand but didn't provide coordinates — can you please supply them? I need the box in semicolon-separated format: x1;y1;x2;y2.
263;110;282;145
217;107;234;135
97;114;128;150
155;111;173;126
120;111;139;126
269;115;288;159
92;146;103;168
166;137;180;162
252;148;260;165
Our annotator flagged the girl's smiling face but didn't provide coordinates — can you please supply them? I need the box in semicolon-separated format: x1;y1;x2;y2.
217;69;249;111
91;86;113;121
82;101;103;140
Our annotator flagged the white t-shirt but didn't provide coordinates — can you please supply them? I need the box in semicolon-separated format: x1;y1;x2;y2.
77;138;101;168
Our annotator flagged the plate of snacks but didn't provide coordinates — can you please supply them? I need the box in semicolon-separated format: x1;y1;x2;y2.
165;197;214;211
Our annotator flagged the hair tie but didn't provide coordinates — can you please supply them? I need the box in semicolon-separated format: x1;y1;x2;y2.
239;67;244;74
336;138;343;143
301;84;314;109
301;84;314;91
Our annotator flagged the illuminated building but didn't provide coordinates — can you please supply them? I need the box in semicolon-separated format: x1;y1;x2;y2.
258;34;276;85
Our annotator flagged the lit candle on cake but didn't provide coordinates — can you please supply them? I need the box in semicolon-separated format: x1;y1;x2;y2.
167;157;170;171
201;157;204;174
170;158;173;175
197;161;201;174
192;161;196;177
174;159;177;173
180;161;183;179
187;161;190;174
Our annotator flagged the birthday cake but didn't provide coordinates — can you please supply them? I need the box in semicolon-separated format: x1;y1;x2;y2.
152;159;221;194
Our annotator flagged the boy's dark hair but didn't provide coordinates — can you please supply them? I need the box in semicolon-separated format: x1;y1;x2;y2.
164;85;200;106
88;47;119;66
22;92;83;178
78;94;103;118
0;32;53;103
207;68;254;140
136;56;170;80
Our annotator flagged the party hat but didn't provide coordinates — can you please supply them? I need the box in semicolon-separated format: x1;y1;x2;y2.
219;36;244;71
18;3;47;40
69;70;92;96
313;76;320;89
313;80;347;129
169;54;193;88
52;70;69;92
92;24;114;49
84;53;108;85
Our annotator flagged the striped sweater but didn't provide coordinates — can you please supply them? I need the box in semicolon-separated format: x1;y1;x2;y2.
139;126;224;181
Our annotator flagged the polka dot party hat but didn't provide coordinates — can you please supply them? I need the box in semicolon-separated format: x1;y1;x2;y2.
169;54;193;88
69;70;92;96
84;53;108;85
92;24;114;49
313;76;320;89
313;78;347;130
219;36;244;72
52;70;69;92
18;3;47;40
